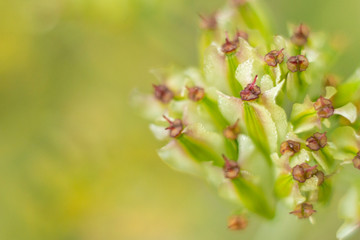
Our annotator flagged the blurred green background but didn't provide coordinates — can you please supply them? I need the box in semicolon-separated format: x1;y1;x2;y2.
0;0;360;239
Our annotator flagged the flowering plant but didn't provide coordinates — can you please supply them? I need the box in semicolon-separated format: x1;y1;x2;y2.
135;0;360;238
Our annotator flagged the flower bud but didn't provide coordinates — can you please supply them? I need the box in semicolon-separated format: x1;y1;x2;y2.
287;55;309;72
227;215;248;230
221;34;238;54
222;155;240;179
292;165;306;183
291;24;310;46
313;96;334;118
240;75;261;101
302;163;318;179
306;132;327;151
234;30;249;44
290;203;316;219
352;151;360;170
264;49;284;67
292;163;318;183
153;84;174;104
280;140;301;156
199;13;217;30
223;119;241;140
163;115;183;138
186;86;205;102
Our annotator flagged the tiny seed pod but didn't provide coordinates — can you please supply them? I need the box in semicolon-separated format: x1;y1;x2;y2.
292;163;318;183
221;33;238;54
153;84;174;104
301;163;318;179
223;119;241;140
240;75;261;101
306;132;327;151
291;23;310;46
290;203;316;219
287;55;309;72
163;115;183;138
264;48;284;67
227;215;248;230
222;155;240;179
280;140;301;156
313;96;334;118
186;86;205;102
292;165;306;183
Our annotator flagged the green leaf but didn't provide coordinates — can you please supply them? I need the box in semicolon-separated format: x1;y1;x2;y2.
158;141;203;176
274;174;293;198
337;221;360;240
177;134;224;166
261;80;288;143
203;44;229;93
290;96;318;133
329;126;359;161
334;102;358;123
232;177;275;219
226;53;242;95
337;187;360;239
318;181;332;204
334;69;360;108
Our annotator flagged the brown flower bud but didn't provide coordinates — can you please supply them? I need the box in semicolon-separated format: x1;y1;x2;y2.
223;119;241;140
301;163;318;179
352;151;360;170
290;203;316;219
227;215;248;230
234;30;249;44
292;165;306;183
186;86;205;102
306;132;327;151
313;96;334;118
222;155;240;179
280;140;301;156
153;84;174;104
163;115;183;138
315;171;325;186
287;55;309;72
240;75;261;101
199;13;217;30
291;24;310;46
264;49;285;67
221;33;238;54
292;163;318;183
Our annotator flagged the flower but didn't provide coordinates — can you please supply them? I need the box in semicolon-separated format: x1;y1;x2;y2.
134;0;360;238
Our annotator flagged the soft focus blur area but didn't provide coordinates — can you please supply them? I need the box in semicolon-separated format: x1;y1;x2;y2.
1;0;360;239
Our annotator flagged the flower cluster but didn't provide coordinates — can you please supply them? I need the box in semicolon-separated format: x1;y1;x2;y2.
135;0;360;238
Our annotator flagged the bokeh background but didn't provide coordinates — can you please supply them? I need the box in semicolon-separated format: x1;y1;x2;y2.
1;0;360;239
